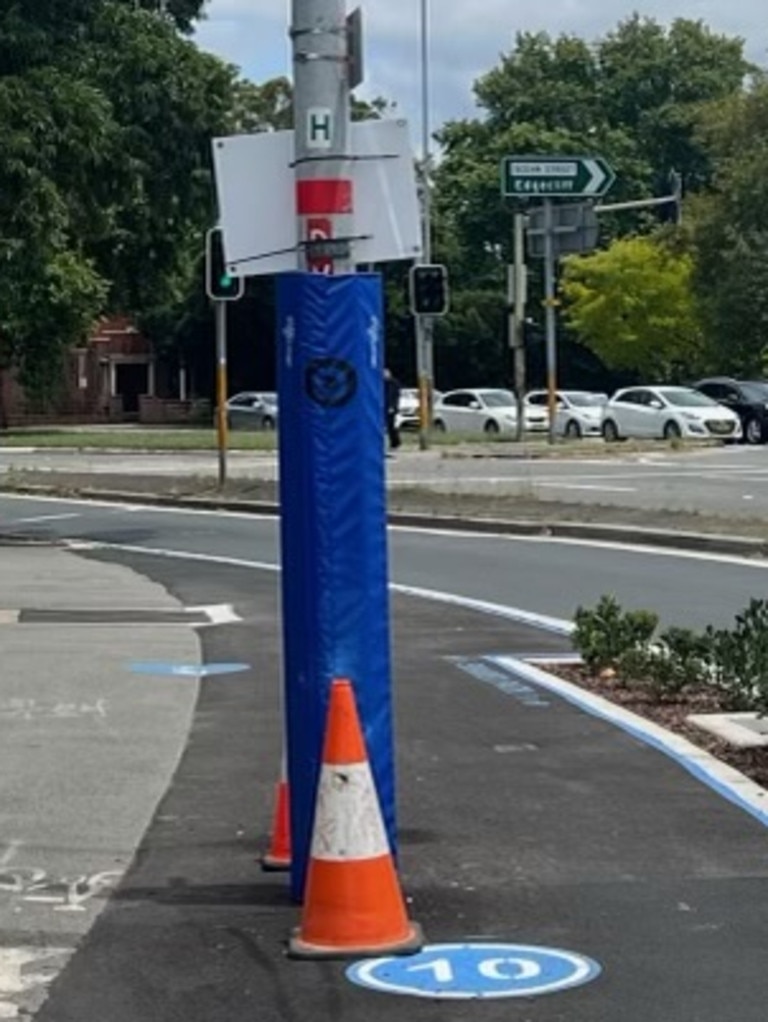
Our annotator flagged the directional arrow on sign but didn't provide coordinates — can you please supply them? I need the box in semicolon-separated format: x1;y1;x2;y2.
501;155;616;199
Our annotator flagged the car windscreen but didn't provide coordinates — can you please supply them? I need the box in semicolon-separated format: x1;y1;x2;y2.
478;390;516;407
740;382;768;402
657;389;718;408
563;392;607;407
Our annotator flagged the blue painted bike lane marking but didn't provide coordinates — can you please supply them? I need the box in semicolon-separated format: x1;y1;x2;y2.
128;662;250;678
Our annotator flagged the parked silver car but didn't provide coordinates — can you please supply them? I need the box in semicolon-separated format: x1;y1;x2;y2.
224;391;278;430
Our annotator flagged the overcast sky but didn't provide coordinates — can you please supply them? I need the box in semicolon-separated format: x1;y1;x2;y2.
195;1;767;141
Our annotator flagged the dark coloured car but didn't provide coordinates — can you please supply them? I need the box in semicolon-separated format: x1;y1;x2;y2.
692;378;768;445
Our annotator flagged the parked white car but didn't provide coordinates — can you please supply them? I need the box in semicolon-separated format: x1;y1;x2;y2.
396;388;443;430
433;388;547;435
601;386;742;442
525;390;608;438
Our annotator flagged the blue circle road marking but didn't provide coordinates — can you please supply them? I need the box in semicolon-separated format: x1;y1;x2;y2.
346;942;601;999
128;662;250;678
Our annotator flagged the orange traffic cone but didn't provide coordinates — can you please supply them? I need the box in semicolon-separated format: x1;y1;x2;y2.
261;756;291;872
289;678;423;959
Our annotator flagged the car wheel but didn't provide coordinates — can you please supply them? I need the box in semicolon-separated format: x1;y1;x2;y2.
745;417;763;445
262;416;275;431
433;419;446;433
565;419;582;440
602;419;620;442
663;420;682;441
484;420;500;435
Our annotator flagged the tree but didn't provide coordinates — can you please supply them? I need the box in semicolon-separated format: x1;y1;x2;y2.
689;84;768;374
0;1;238;408
560;236;705;380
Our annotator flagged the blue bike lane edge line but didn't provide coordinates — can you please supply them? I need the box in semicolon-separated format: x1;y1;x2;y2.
489;654;768;830
345;942;602;999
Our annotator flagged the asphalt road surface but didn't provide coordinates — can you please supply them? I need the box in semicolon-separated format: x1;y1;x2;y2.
4;442;768;519
2;493;768;1020
1;491;767;630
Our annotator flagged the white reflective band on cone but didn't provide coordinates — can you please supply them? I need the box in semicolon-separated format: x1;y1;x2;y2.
310;762;390;861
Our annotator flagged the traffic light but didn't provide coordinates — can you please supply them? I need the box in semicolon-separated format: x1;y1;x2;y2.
205;226;244;301
409;263;449;316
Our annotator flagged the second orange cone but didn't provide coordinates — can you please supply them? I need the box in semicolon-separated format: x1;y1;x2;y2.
261;756;291;871
289;677;423;959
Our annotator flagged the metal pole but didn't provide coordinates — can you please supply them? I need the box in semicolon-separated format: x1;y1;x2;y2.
416;0;432;451
215;299;228;488
291;0;352;272
543;198;558;446
510;212;527;442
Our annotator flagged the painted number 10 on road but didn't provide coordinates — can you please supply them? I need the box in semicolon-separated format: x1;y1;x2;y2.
346;942;601;999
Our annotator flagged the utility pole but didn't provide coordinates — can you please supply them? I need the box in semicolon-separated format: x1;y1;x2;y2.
509;212;527;442
291;0;352;273
543;198;558;446
416;0;433;451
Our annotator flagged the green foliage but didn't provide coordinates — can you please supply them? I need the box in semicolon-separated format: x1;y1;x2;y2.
560;236;705;380
706;600;768;716
573;595;659;672
619;626;713;698
575;596;768;715
690;83;768;374
424;15;753;387
0;1;236;399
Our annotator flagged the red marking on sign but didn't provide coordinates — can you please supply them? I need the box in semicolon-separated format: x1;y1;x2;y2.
306;217;334;274
296;179;353;215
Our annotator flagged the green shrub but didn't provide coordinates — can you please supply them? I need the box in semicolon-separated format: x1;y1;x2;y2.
573;595;658;673
705;599;768;716
619;627;713;699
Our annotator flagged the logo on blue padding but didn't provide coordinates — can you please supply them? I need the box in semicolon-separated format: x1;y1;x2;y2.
346;942;601;999
305;357;357;408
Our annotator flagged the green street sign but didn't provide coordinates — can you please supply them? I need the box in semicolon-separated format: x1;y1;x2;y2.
502;155;615;198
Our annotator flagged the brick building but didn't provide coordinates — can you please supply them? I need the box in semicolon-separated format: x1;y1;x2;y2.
1;316;208;426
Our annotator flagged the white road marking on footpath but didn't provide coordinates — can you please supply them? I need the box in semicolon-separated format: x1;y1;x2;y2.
0;947;72;1019
0;842;21;868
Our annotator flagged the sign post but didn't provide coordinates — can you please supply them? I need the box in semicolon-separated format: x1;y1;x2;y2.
501;154;615;445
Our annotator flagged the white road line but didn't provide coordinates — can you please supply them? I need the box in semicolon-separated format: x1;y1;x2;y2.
537;482;637;493
5;513;80;525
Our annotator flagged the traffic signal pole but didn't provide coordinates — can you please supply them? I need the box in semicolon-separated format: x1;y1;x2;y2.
215;300;228;488
543;198;558;446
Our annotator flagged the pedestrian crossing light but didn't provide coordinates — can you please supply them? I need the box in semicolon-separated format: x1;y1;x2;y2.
409;263;449;317
206;226;244;301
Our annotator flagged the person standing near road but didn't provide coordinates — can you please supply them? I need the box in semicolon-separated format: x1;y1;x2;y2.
384;368;402;454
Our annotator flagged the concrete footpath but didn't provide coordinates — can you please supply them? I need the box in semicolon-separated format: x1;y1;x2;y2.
1;539;767;1021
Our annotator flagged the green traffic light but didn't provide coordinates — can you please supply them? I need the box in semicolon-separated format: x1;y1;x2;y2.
220;273;232;289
